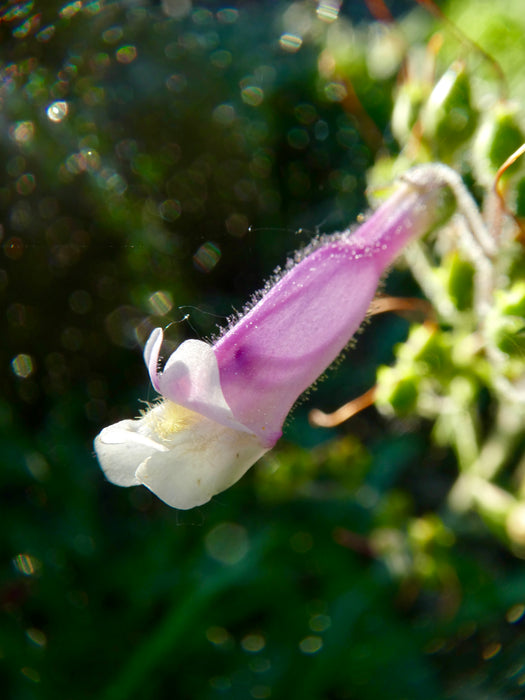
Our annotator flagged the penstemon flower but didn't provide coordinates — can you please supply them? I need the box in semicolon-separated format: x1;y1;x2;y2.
95;165;455;509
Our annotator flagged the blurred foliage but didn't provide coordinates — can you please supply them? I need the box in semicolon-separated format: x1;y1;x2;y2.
1;1;525;699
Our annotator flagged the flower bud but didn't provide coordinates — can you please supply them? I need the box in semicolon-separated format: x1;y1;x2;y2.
391;81;426;146
486;315;525;358
421;63;477;157
443;251;475;312
375;366;419;416
472;102;524;184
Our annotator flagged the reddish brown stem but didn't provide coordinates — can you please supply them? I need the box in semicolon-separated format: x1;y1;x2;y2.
491;142;525;242
368;295;435;321
309;387;377;428
333;527;375;558
364;0;393;22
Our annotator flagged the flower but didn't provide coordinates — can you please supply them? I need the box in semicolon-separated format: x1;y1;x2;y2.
95;165;453;509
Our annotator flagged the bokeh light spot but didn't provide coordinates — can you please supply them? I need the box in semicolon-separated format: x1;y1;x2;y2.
193;241;221;273
324;82;347;102
482;642;502;660
7;155;26;178
192;8;213;25
11;354;34;379
26;628;47;648
279;33;302;53
250;657;271;673
83;149;101;172
294;103;317;125
241;86;264;107
3;2;33;21
166;73;187;93
64;156;83;175
13;552;41;576
116;45;137;64
7;156;26;178
102;26;123;44
506;603;525;624
105;305;145;348
46;101;68;122
12;15;40;39
309;614;331;632
241;633;266;653
97;170;127;194
225;212;249;238
162;0;192;19
59;1;82;19
10;121;34;145
158;198;181;221
25;452;50;482
91;52;110;70
210;50;232;69
82;85;105;106
317;0;341;23
84;1;103;14
205;522;249;565
11;201;33;230
4;237;24;260
206;626;233;648
36;25;55;42
217;8;238;24
213;103;236;126
299;635;323;654
148;290;173;316
15;173;36;195
20;667;40;683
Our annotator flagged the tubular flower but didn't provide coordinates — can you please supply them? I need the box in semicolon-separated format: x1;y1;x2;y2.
95;165;453;509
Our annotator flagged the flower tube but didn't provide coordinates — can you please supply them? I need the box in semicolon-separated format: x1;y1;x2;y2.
95;165;454;509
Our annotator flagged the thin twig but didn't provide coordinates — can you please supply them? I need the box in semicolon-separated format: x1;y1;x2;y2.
309;387;377;428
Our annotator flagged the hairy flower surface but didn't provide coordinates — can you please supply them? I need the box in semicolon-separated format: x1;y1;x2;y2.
95;165;453;509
